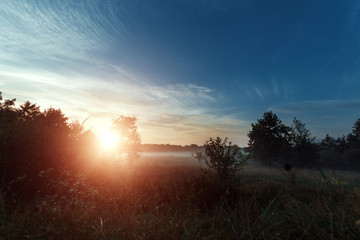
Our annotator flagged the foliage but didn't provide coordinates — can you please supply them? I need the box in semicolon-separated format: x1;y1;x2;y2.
317;118;360;170
291;118;315;145
347;118;360;148
247;111;292;166
111;115;141;165
0;92;96;200
247;112;360;168
335;136;349;154
318;134;349;169
290;118;318;167
196;137;247;182
320;134;337;150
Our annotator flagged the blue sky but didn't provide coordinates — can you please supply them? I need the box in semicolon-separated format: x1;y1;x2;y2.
1;0;360;145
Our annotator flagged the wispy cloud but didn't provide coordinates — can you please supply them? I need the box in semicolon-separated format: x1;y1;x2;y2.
269;99;360;113
1;64;229;144
0;0;129;70
0;0;241;145
253;87;264;100
271;79;279;96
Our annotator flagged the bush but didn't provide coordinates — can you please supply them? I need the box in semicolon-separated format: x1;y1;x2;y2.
195;137;247;183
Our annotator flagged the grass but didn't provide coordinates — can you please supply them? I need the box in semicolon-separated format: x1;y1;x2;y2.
1;162;360;240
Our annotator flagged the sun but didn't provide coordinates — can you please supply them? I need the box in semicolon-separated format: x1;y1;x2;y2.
100;129;120;151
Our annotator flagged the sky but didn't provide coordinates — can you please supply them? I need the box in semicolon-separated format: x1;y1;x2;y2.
1;0;360;146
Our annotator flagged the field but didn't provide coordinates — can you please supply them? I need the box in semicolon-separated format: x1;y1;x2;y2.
1;153;360;239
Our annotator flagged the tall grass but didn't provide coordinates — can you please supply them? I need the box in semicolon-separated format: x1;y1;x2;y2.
1;164;360;239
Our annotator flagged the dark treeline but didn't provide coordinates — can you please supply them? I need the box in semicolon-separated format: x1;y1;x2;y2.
141;143;202;152
246;111;360;171
0;93;98;200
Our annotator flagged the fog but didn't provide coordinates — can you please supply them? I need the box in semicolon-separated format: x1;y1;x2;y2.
139;151;199;166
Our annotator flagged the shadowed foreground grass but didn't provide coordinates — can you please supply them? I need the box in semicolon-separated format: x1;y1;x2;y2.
1;164;360;240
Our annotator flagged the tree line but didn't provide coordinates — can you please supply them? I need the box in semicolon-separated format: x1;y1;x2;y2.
141;144;201;152
246;111;360;170
0;92;140;200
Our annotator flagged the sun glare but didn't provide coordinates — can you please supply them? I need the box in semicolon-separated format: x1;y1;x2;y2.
100;130;120;151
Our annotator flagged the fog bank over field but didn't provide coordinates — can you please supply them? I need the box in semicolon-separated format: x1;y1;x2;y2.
138;150;261;167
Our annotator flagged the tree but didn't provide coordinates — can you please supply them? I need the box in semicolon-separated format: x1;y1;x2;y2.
317;134;350;169
319;134;336;150
291;118;315;145
0;93;95;200
196;137;247;182
334;136;348;154
340;118;360;170
290;118;318;167
247;111;292;166
347;118;360;148
112;115;141;165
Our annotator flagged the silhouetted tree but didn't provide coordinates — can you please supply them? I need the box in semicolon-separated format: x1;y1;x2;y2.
347;118;360;148
334;135;348;154
336;118;360;170
318;134;352;170
320;134;337;150
247;111;292;166
290;118;318;167
112;115;141;165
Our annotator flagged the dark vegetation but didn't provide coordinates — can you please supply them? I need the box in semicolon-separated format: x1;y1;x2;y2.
1;93;360;239
247;111;360;171
195;137;247;183
141;144;202;152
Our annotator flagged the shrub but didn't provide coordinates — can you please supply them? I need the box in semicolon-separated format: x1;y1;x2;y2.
195;137;247;183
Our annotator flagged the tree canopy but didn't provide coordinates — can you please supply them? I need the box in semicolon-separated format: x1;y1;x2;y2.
247;111;292;166
0;92;96;199
290;118;318;167
247;111;360;170
111;115;141;165
347;118;360;148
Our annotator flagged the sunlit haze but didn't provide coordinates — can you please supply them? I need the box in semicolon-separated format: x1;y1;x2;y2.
100;129;120;152
2;1;360;145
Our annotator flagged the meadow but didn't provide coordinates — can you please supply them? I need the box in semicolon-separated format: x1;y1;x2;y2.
1;152;360;240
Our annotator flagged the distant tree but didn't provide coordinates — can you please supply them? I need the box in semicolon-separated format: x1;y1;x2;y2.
319;134;337;150
112;115;141;165
247;111;292;166
317;134;351;170
347;118;360;148
291;118;315;144
334;135;348;154
290;118;318;167
196;137;247;182
339;118;360;170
